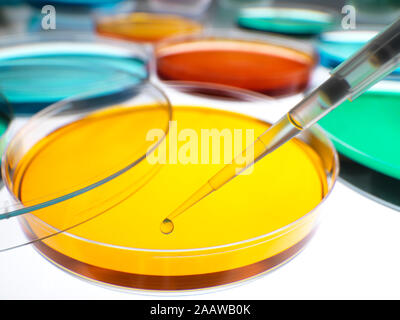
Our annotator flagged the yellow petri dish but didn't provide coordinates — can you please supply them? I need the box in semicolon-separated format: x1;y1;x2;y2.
7;83;337;291
96;12;203;43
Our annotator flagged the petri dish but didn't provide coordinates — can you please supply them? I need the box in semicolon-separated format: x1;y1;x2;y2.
237;7;337;36
318;80;400;180
317;29;400;78
155;33;316;97
0;82;172;252
0;33;149;114
4;82;338;291
95;12;203;43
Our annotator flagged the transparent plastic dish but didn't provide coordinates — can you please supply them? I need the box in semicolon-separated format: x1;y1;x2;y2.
95;12;203;43
0;33;149;114
3;82;338;291
0;82;171;252
155;31;317;97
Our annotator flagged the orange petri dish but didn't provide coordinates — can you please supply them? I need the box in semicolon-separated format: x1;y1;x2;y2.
156;37;315;96
5;83;338;292
95;12;203;43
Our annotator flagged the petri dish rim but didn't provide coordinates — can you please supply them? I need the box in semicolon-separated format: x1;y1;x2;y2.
23;81;339;254
0;32;152;113
0;81;172;251
0;31;150;58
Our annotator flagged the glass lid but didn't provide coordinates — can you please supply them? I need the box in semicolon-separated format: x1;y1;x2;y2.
0;81;171;252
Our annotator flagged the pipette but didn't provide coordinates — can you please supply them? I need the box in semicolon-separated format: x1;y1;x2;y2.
160;17;400;234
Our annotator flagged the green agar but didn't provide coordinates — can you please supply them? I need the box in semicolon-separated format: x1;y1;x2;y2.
319;90;400;179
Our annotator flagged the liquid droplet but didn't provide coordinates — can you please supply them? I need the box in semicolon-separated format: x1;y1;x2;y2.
160;218;174;235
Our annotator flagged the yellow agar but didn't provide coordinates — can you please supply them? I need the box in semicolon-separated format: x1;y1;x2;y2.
14;106;328;289
161;113;305;233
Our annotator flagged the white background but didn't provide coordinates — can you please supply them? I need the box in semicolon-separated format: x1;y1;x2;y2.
1;181;400;299
0;73;399;300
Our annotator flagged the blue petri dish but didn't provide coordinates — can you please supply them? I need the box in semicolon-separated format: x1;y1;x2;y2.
237;7;337;36
0;33;149;114
317;29;400;77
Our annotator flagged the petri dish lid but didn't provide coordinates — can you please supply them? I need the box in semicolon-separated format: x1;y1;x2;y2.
318;80;400;180
0;32;149;114
0;81;172;252
237;7;337;36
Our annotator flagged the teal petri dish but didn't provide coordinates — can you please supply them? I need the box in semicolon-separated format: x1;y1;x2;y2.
317;29;400;77
318;81;400;180
237;7;337;36
0;33;149;114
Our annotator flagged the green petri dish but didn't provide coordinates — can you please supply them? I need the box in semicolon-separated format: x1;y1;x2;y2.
319;82;400;180
237;7;337;36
